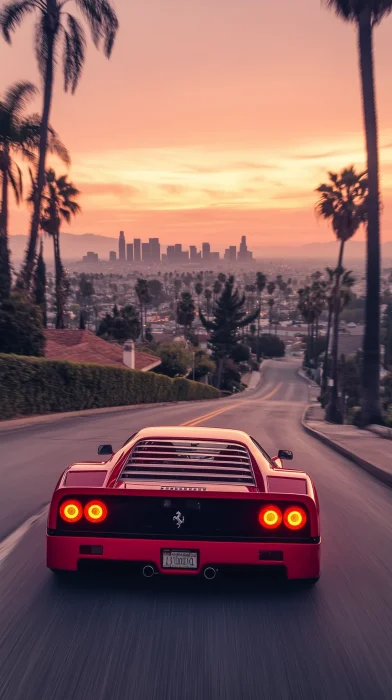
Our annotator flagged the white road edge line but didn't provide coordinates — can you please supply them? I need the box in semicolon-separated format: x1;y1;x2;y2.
0;505;48;567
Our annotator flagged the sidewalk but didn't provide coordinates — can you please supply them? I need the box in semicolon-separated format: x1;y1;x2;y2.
302;406;392;488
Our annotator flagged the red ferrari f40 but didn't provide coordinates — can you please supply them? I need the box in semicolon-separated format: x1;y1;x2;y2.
47;427;320;583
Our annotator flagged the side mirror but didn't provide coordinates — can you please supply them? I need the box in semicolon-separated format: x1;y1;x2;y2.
98;444;113;456
278;449;293;461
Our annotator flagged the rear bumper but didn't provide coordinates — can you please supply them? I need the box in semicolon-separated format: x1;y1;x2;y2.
47;536;320;580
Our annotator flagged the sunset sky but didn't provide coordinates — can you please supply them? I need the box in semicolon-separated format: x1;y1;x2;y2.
1;0;392;252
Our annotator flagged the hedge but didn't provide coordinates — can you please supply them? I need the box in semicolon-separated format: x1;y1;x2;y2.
0;354;220;420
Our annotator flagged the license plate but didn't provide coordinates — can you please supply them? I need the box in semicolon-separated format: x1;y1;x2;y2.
162;549;198;570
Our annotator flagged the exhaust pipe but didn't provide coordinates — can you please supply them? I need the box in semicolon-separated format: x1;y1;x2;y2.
204;567;217;580
142;565;155;578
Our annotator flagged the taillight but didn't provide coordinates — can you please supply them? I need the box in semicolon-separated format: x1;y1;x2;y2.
59;500;83;523
259;505;282;529
84;500;108;523
284;506;307;530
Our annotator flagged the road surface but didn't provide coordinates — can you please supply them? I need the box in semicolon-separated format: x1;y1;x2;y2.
1;359;391;700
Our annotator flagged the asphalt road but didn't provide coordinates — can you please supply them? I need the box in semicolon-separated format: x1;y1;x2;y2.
1;359;392;700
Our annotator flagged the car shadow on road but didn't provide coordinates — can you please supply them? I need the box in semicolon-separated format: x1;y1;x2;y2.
50;563;319;603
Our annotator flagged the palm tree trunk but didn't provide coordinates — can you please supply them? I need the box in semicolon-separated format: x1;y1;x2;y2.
0;158;11;301
358;10;382;425
140;304;144;341
257;292;261;361
321;304;333;395
20;31;55;292
53;231;63;329
326;240;345;423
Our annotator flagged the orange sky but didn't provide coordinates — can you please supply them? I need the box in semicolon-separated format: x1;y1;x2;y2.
1;0;392;251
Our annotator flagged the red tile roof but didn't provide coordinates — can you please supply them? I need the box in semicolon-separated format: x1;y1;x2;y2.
44;330;160;372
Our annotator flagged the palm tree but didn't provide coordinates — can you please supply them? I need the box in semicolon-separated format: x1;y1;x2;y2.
316;166;368;422
267;281;276;331
204;288;212;319
1;0;118;292
0;81;68;300
324;1;390;423
39;169;80;328
256;271;267;360
194;281;203;307
135;278;150;341
213;280;222;305
177;291;196;338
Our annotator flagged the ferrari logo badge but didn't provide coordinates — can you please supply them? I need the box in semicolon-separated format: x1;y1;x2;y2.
173;511;185;528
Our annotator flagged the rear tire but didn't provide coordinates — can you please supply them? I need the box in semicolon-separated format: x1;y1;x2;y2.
50;568;74;578
296;576;320;586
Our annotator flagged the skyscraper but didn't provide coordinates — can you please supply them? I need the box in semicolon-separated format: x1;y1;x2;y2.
142;242;150;263
126;243;134;262
238;236;253;262
109;251;116;262
134;238;141;263
119;231;126;261
149;237;161;263
202;243;210;261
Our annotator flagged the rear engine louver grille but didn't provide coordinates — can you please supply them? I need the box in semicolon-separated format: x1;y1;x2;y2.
120;439;255;485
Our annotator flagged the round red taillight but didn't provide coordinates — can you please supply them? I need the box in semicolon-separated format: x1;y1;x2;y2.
284;506;307;530
258;505;282;529
59;500;83;523
84;500;108;523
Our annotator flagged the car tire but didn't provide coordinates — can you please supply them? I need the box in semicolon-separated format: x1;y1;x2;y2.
298;576;320;586
50;568;73;578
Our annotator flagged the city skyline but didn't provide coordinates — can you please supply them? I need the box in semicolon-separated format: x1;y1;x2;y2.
100;233;255;264
1;2;392;246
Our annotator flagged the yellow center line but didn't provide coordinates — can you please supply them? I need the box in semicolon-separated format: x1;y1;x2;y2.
181;383;282;428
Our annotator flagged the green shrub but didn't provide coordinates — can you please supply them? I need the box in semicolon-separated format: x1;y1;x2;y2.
0;354;219;420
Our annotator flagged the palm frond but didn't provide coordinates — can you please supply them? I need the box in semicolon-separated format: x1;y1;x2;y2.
8;159;23;204
0;0;34;43
3;80;37;119
76;0;118;57
59;207;71;224
63;14;86;93
47;127;71;166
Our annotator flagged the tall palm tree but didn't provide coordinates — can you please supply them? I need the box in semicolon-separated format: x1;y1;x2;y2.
135;278;150;341
213;279;222;304
39;168;80;328
0;0;118;292
256;272;267;360
267;281;276;332
0;81;68;300
324;1;391;423
316;166;368;422
194;281;203;307
204;288;212;320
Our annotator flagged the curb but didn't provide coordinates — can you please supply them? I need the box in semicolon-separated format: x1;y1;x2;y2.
296;367;318;388
367;424;392;441
301;406;392;488
0;397;219;434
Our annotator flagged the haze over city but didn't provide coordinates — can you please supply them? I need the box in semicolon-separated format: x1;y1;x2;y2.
1;0;392;250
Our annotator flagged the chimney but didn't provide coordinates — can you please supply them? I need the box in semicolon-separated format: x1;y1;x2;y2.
123;340;135;370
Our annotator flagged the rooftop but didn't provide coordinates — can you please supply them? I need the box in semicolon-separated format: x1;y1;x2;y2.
44;330;160;372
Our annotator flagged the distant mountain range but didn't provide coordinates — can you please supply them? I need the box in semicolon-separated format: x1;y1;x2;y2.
7;233;392;261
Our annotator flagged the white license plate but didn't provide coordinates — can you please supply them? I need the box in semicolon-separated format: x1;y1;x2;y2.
162;549;198;569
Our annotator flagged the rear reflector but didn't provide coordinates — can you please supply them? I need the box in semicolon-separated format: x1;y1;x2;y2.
79;545;103;555
259;551;283;561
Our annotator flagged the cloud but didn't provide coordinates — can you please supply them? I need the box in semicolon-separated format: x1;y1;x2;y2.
271;190;313;201
293;150;348;161
80;183;140;198
159;184;187;195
